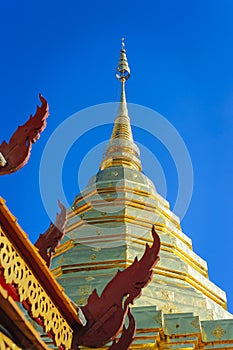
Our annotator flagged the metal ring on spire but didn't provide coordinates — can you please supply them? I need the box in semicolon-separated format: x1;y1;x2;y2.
116;38;130;82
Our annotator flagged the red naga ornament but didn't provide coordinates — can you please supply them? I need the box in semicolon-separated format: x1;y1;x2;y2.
34;200;67;268
108;309;136;350
72;226;160;349
0;94;49;175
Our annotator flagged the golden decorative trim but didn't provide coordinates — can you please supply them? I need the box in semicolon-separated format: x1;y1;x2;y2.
154;267;227;309
66;213;162;231
0;196;84;327
161;244;207;277
0;227;73;349
88;199;179;232
53;257;226;309
113;233;206;276
54;231;207;280
0;332;22;350
70;185;170;214
65;214;189;251
53;239;75;257
100;158;142;171
52;266;63;278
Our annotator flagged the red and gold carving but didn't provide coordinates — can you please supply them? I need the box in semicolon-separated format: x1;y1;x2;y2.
0;227;73;349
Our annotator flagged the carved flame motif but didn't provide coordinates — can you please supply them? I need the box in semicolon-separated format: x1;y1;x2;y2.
34;200;67;268
72;226;160;349
108;309;136;350
0;94;49;175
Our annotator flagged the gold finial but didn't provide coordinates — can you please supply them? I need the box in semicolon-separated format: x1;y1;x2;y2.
99;39;142;172
121;37;125;49
116;38;130;82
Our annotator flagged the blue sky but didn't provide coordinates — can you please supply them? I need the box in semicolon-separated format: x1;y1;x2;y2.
0;1;233;313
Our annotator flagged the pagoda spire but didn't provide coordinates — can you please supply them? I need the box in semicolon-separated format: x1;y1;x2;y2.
115;37;130;119
100;39;142;171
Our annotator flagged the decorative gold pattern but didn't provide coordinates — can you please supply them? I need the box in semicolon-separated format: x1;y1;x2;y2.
211;326;226;339
91;247;101;252
0;332;22;350
55;256;66;265
161;289;171;301
79;285;92;296
0;227;73;349
96;229;102;235
161;303;179;314
85;276;95;281
207;310;214;320
190;318;200;329
76;296;86;306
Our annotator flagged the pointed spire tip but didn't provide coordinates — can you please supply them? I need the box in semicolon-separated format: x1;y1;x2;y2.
116;38;130;82
116;39;129;116
121;37;125;50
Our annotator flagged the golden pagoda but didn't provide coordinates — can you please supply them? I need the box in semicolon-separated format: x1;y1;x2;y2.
51;40;233;347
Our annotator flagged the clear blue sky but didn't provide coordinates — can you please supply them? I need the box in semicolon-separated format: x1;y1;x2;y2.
1;1;233;313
